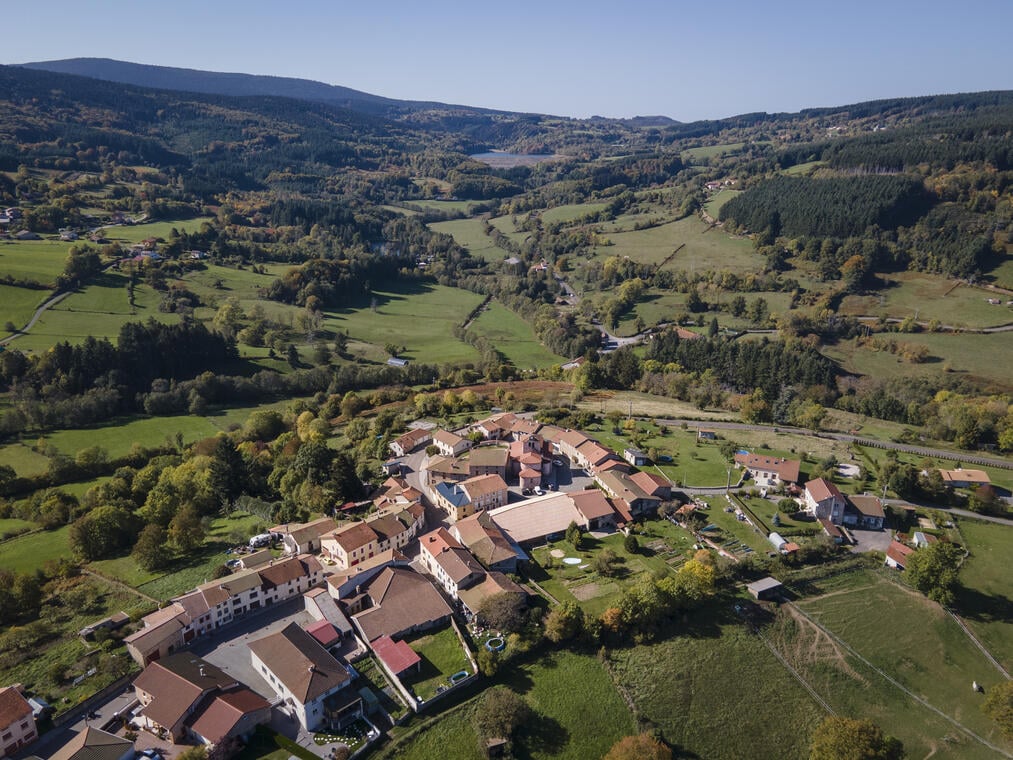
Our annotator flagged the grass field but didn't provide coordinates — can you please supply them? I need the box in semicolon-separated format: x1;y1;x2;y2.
591;215;765;274
324;281;483;364
790;571;1010;758
487;215;530;245
954;519;1013;672
682;142;746;162
0;441;51;477
539;202;608;225
610;608;824;760
704;188;741;217
987;254;1013;289
783;160;827;175
839;272;1013;328
100;217;214;244
469;302;564;368
824;332;1013;390
429;218;512;262
0;525;72;572
404;199;477;214
44;414;220;460
403;626;471;701
0;284;48;333
0;238;73;285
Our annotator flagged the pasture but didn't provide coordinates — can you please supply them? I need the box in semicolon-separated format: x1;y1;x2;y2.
469;302;564;369
591;215;765;274
429;218;512;262
0;238;72;285
99;217;214;244
487;215;529;246
953;519;1013;672
539;202;608;225
0;284;48;333
324;282;483;365
0;524;72;573
703;188;741;217
43;414;220;460
838;272;1013;328
681;142;746;162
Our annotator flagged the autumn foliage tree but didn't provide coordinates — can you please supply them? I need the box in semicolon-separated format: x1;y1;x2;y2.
603;734;671;760
809;716;904;760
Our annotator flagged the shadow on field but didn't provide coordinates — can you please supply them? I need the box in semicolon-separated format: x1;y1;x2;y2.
955;585;1013;625
330;280;437;315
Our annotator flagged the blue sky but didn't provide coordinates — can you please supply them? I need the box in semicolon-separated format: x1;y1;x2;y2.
3;0;1012;121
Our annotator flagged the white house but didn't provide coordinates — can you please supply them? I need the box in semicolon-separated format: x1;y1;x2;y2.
432;429;471;457
417;528;485;598
804;478;846;524
0;687;36;758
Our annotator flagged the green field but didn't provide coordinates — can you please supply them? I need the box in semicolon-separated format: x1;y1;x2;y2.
0;525;72;572
403;626;471;701
988;253;1013;289
592;215;765;274
790;571;1010;758
824;331;1013;390
682;142;746;162
783;160;827;176
324;282;483;364
539;202;608;225
954;519;1013;672
610;611;824;760
0;284;48;333
429;218;512;262
404;199;478;214
0;441;51;477
487;215;529;245
704;188;741;217
100;217;214;244
43;414;220;460
0;238;73;284
839;272;1013;328
469;302;564;368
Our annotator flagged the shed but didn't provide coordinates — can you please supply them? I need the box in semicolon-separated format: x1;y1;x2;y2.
387;357;410;368
746;576;783;601
768;532;787;551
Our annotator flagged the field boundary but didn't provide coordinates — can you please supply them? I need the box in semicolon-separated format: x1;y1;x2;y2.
787;601;1012;758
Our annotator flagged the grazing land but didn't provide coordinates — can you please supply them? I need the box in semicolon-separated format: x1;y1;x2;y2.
681;142;746;162
0;525;72;573
0;284;48;333
429;218;512;262
469;302;565;368
953;519;1013;672
99;217;214;244
0;238;72;284
538;202;608;225
703;188;741;217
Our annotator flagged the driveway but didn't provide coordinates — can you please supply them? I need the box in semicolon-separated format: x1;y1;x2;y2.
849;528;894;554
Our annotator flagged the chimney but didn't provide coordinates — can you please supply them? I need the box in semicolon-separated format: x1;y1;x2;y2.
199;666;206;678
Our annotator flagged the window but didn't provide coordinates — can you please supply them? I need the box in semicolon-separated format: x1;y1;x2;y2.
2;732;11;741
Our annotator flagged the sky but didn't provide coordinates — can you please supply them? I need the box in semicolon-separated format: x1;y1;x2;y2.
3;0;1012;122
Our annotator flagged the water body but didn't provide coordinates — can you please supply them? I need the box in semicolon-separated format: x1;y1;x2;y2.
470;151;560;168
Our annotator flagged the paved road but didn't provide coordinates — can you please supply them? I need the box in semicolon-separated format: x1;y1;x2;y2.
0;290;71;345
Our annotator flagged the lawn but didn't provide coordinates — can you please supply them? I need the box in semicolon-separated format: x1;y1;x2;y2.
791;571;1010;758
610;607;824;760
0;238;72;285
591;423;733;487
403;625;471;701
591;214;765;274
0;284;48;334
838;272;1013;328
324;281;483;365
954;519;1013;672
469;301;565;369
429;218;512;262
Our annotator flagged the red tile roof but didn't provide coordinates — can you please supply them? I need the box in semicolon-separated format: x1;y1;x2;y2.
304;620;341;648
372;635;421;675
0;686;32;728
886;540;914;567
806;478;843;503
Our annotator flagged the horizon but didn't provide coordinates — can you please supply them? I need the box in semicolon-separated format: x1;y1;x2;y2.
3;1;1013;122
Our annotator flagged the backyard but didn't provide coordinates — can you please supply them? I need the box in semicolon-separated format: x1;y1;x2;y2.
402;625;472;702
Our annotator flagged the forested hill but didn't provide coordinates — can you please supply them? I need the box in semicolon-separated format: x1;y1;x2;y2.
19;57;501;118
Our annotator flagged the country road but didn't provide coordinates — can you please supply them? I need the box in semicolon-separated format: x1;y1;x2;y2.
0;290;71;345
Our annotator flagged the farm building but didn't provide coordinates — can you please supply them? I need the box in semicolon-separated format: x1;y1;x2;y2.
746;577;784;601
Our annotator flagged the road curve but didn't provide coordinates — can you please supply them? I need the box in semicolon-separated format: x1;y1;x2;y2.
0;290;71;345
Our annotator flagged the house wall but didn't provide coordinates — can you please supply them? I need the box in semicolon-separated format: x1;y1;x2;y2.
0;712;35;757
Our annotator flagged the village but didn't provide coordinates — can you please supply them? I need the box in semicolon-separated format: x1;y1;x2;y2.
0;411;1000;760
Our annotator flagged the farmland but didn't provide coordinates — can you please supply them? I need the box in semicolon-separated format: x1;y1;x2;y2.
954;519;1013;672
469;301;565;369
0;238;72;284
429;218;512;262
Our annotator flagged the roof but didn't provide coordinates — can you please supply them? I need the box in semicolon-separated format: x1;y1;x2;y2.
286;517;337;545
629;470;671;495
462;473;508;500
519;467;542;479
457;572;526;613
248;623;350;703
746;577;783;594
468;447;510;468
259;555;322;588
393;428;431;449
452;513;519;568
426;455;471;478
577;441;616;467
886;540;914;567
240;549;273;568
818;518;844;539
806;478;843;503
938;468;991;485
328;522;380;553
510;419;543;436
48;727;132;760
487;492;584;544
433;546;485;585
305;619;341;648
433;429;466;448
557;429;592;450
597;470;660;505
434;481;470;509
0;686;32;727
569;489;618;521
371;635;421;675
734;453;801;483
134;655;236;731
188;687;270;745
848;495;884;519
351;567;452;642
420;528;462;555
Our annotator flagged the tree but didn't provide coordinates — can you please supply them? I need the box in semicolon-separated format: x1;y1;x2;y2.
593;548;620;577
69;505;140;560
286;344;300;368
708;317;719;338
168;503;205;551
809;716;904;760
604;734;672;760
477;592;527;633
544;600;584;643
904;541;963;605
132;524;173;571
982;679;1013;740
730;295;747;317
175;747;208;760
624;534;639;554
565;520;583;550
473;686;530;743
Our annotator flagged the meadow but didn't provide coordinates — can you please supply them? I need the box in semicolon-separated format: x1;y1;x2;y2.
953;519;1013;672
469;301;565;368
0;284;48;333
681;142;746;162
429;218;512;262
538;202;607;225
323;281;484;365
0;238;73;285
100;217;215;244
703;188;741;217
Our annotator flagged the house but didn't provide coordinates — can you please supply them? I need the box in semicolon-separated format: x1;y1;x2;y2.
389;428;432;457
734;453;802;487
0;686;36;758
595;470;662;517
623;447;649;467
320;505;424;570
238;549;273;569
628;470;673;500
432;429;471;457
426;455;471;483
14;230;40;241
746;577;783;601
885;540;914;570
804;478;846;524
487;491;608;547
48;727;134;760
433;474;509;521
697;429;717;441
451;512;525;573
574;440;621;473
370;635;421;678
912;531;938;549
467;446;510;478
937;468;991;488
280;517;337;555
305;620;342;649
555;429;593;463
844;495;885;530
250;623;360;732
570;489;620;531
304;587;354;639
418;529;485;598
819;518;846;544
457;572;527;619
345;567;453;644
133;654;270;747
